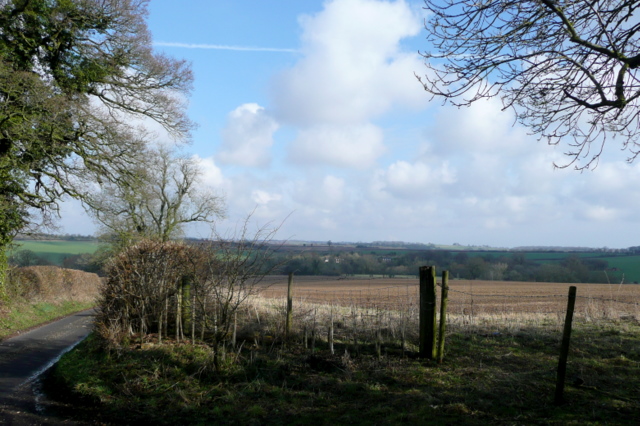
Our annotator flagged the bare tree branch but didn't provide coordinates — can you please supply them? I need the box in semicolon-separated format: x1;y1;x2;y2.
419;0;640;169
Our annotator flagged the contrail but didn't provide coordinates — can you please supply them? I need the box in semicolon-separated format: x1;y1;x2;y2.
154;41;298;53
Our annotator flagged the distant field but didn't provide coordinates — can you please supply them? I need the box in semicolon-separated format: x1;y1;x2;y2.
599;255;640;283
465;250;615;261
525;253;640;283
258;276;640;319
8;240;100;265
460;251;640;283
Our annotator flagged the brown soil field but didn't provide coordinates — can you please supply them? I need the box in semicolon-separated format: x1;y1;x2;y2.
257;276;640;319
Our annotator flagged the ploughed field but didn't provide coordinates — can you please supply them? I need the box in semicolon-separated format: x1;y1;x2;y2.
257;276;640;321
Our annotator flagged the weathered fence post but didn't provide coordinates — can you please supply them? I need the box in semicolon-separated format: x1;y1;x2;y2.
328;305;334;355
437;270;449;364
285;272;294;342
352;306;359;356
419;266;437;359
311;308;317;352
400;310;406;355
555;286;577;405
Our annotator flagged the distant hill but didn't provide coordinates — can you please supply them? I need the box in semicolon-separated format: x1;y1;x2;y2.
9;240;100;266
14;233;98;242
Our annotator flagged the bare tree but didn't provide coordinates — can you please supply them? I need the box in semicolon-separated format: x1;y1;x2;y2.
86;145;225;245
194;218;284;371
419;0;640;169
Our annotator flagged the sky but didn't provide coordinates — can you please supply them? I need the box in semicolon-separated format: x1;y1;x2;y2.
58;0;640;249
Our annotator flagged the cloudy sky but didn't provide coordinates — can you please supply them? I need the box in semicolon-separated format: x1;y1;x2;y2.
59;0;640;248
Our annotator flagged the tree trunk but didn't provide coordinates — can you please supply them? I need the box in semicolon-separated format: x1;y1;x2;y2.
181;276;192;338
158;310;163;344
191;292;196;344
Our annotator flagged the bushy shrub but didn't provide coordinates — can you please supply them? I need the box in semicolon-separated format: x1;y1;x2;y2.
97;239;202;346
95;218;283;374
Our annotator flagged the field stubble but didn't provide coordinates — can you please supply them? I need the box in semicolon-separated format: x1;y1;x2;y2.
256;276;640;335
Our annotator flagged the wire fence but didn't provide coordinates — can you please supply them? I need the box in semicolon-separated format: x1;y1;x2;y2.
249;275;640;350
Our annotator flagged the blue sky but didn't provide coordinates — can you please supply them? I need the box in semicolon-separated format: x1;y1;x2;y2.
59;0;640;248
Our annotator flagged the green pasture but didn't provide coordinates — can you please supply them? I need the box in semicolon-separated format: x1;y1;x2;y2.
599;256;640;283
462;251;600;261
8;240;100;266
522;253;640;284
424;251;640;284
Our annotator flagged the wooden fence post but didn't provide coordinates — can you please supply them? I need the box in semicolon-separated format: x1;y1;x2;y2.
555;286;577;405
437;270;449;364
311;308;317;352
419;266;437;359
328;305;334;355
286;272;294;342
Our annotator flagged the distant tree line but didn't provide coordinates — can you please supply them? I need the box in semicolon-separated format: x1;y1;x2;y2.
10;245;624;284
273;250;617;284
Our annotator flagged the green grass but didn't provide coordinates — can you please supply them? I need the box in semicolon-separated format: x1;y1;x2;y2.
8;240;100;265
0;299;95;339
598;256;640;283
49;320;640;425
462;251;640;284
525;252;588;260
531;254;640;284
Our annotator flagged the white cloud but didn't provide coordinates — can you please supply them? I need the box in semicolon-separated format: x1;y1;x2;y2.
321;175;346;206
192;155;225;188
217;103;279;167
291;174;348;211
422;99;566;199
431;99;521;155
251;189;282;205
267;0;427;171
272;0;425;126
289;123;385;168
582;205;620;222
377;160;456;198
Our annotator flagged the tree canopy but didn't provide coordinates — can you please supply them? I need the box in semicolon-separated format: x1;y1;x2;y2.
0;0;193;249
419;0;640;169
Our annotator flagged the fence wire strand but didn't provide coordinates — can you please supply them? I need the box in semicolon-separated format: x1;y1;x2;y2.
255;277;640;340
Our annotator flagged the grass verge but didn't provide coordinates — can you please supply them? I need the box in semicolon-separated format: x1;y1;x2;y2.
0;299;95;339
48;320;640;425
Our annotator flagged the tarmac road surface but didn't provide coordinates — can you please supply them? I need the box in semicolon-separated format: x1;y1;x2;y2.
0;309;95;425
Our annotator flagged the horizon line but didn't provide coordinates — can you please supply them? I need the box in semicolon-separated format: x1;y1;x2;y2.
154;41;298;53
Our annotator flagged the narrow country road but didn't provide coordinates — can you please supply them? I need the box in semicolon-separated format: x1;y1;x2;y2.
0;309;95;425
